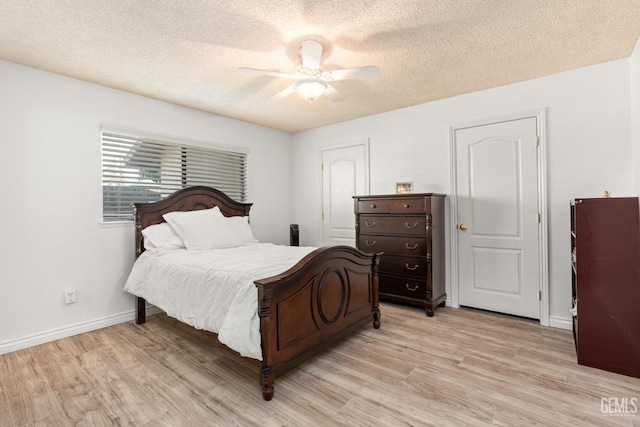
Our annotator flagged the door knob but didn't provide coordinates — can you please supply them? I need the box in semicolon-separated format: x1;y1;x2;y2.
459;223;467;231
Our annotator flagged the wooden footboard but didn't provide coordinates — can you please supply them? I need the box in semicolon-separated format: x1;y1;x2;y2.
254;245;380;401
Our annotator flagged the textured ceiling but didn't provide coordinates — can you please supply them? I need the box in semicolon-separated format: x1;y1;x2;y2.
2;1;640;133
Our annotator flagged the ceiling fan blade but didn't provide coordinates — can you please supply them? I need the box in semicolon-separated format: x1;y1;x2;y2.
239;67;297;80
327;65;380;81
301;39;323;70
271;85;295;100
324;84;344;102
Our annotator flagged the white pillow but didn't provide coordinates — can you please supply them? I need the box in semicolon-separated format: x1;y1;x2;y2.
142;223;185;251
163;206;241;250
226;216;259;243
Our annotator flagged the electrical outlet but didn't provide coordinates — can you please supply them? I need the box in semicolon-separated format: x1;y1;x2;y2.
64;288;76;305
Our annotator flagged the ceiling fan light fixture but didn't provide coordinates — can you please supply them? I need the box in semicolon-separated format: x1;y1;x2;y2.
241;38;378;103
294;78;327;102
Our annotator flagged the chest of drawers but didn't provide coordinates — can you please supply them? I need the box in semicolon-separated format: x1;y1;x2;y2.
354;193;446;316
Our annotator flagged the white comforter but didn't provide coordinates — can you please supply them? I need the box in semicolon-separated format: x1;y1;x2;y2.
124;243;316;360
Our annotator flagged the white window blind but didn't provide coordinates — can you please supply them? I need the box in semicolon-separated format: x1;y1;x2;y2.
102;130;247;222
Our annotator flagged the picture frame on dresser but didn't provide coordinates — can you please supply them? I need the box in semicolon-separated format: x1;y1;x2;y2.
395;182;413;194
354;193;446;316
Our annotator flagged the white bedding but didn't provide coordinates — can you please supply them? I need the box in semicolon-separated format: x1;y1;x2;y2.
124;243;316;360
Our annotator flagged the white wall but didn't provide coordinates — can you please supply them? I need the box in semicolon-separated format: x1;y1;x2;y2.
0;60;292;353
631;38;640;195
292;58;634;327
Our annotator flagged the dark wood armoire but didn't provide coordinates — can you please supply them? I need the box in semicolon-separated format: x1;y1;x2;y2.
570;197;640;378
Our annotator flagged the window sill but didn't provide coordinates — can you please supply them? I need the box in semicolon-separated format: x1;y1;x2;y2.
99;220;134;228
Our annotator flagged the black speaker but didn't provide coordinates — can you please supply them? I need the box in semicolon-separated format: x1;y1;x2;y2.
290;224;299;246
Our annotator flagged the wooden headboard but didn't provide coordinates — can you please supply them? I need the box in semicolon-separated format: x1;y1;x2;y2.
133;186;253;257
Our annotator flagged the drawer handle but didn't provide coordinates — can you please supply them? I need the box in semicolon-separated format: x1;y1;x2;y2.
405;222;418;229
405;243;419;250
403;204;410;208
369;204;376;208
365;240;377;246
405;263;419;271
405;283;419;292
365;221;376;227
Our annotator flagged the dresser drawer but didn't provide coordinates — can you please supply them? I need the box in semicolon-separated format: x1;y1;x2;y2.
389;198;426;214
359;234;427;256
379;274;427;300
359;215;425;236
358;199;389;214
379;255;428;277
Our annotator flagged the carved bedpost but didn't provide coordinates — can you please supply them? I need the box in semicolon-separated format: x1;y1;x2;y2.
133;203;147;325
133;204;144;258
372;253;381;329
261;368;275;401
258;296;275;400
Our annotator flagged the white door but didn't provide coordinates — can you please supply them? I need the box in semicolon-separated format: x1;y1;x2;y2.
455;117;540;319
322;143;368;246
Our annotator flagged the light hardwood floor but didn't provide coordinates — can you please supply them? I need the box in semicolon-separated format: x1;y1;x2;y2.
1;303;638;426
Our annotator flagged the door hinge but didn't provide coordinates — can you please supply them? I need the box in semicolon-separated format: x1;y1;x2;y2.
535;136;540;147
322;212;324;220
537;213;541;223
538;290;542;301
321;163;324;171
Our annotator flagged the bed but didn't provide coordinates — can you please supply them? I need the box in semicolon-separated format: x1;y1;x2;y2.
125;186;381;400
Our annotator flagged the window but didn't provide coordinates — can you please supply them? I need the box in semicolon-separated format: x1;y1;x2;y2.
102;128;247;222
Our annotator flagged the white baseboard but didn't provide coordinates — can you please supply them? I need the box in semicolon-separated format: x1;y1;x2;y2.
1;305;571;356
0;305;161;356
549;315;573;330
445;298;572;331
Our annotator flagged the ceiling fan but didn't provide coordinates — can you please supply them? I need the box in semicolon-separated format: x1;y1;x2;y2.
240;39;380;103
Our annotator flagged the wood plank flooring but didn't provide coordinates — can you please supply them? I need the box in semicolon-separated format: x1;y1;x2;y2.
1;303;638;426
